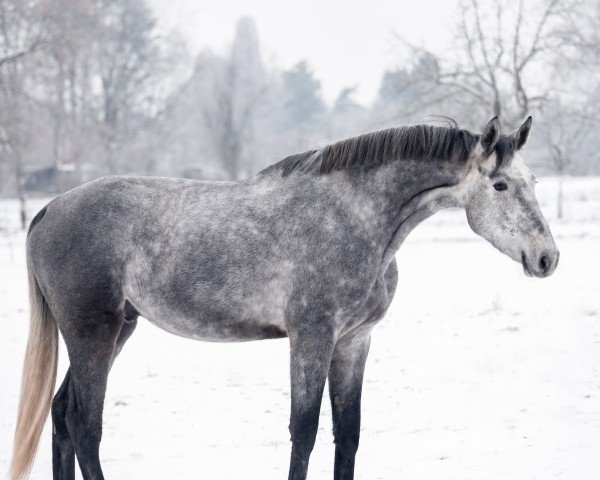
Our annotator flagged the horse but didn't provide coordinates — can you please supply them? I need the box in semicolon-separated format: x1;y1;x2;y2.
10;116;559;480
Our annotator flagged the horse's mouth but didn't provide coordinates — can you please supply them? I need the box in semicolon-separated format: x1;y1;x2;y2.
521;252;534;277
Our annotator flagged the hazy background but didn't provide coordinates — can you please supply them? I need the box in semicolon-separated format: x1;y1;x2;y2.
1;2;600;478
1;0;598;227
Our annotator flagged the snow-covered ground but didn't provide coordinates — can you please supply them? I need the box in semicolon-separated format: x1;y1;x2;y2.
1;177;599;479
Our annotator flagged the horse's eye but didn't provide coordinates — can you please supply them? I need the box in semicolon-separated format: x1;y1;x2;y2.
493;182;508;191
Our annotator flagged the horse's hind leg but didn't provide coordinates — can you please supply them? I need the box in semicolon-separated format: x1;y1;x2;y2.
52;310;138;480
328;334;371;480
50;306;137;480
52;369;75;480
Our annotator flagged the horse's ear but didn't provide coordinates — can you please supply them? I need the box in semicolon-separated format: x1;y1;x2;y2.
481;116;500;156
509;116;533;150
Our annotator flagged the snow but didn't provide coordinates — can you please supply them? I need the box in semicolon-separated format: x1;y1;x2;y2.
1;176;599;479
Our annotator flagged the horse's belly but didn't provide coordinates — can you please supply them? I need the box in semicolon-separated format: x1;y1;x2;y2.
126;293;288;342
123;248;293;342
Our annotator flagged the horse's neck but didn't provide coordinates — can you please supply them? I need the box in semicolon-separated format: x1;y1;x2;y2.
342;160;467;277
256;158;467;274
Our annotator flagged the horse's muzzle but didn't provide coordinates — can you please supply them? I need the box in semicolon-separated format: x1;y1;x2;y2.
521;250;559;278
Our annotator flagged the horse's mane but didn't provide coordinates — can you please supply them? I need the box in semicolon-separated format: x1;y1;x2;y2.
262;123;515;177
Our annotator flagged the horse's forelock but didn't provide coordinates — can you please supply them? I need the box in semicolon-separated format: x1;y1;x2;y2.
491;135;518;174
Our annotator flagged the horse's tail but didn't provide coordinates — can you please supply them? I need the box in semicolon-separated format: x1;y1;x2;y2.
10;258;58;480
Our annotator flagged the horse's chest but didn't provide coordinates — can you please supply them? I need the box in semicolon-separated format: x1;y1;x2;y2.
339;260;398;335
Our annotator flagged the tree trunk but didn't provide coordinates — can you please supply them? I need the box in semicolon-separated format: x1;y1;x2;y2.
13;153;27;230
18;186;27;230
54;58;65;192
557;167;564;220
493;96;502;118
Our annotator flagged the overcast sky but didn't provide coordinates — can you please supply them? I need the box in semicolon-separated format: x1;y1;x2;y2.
148;0;460;105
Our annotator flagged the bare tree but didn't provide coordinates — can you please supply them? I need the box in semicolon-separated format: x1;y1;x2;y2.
0;39;44;67
534;0;600;218
86;0;173;174
455;0;569;125
0;0;183;228
373;52;455;126
196;17;267;180
537;99;598;218
0;0;50;229
394;0;569;129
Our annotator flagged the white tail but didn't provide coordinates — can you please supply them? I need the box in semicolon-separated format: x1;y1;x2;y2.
10;266;58;480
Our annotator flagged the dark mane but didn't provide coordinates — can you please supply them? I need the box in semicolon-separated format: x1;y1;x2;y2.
262;124;516;177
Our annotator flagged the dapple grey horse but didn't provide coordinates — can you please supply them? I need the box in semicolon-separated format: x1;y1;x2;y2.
11;116;558;480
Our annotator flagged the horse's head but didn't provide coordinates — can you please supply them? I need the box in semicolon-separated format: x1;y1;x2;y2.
462;116;559;278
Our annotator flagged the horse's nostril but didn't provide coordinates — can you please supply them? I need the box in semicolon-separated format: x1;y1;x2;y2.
539;255;550;273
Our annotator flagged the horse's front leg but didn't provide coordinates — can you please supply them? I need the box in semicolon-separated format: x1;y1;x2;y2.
328;333;371;480
287;322;336;480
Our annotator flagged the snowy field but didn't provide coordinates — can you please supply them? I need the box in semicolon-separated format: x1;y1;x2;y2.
1;177;599;479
